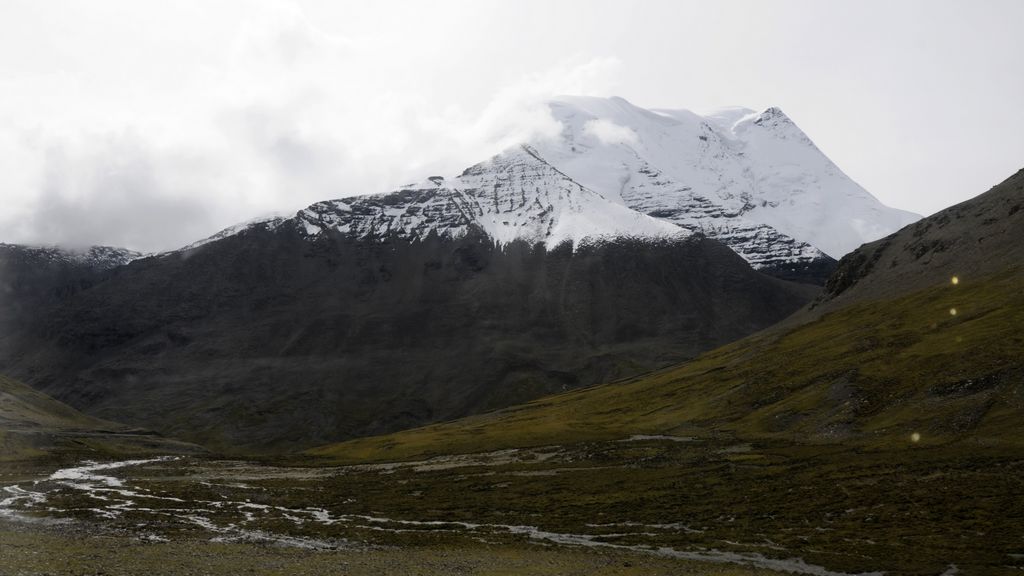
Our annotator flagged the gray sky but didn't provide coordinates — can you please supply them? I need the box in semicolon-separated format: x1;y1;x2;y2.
1;0;1022;252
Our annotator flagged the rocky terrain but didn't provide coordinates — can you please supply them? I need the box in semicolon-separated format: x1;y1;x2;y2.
815;167;1024;310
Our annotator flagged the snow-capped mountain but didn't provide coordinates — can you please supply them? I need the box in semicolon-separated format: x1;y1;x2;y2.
184;96;918;276
0;243;143;270
533;96;919;263
295;145;684;249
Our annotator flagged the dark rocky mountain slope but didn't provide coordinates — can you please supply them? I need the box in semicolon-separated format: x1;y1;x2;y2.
0;226;816;451
0;244;139;331
814;167;1024;311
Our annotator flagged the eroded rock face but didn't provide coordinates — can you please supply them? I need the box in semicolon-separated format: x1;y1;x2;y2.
292;145;684;250
0;244;142;336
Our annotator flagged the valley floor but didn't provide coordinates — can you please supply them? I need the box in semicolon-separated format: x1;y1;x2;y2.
0;456;798;576
3;435;1021;575
0;521;762;576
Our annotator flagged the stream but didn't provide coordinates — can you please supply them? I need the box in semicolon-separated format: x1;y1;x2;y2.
0;457;883;576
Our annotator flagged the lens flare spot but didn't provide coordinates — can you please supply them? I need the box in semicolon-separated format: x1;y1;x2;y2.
911;432;921;443
951;276;959;285
949;308;958;316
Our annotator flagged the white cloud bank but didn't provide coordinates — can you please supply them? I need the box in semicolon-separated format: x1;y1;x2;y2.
0;0;621;251
2;0;1022;251
583;119;639;146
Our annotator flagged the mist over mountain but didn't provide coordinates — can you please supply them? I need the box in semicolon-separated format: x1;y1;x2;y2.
0;96;924;450
178;96;918;284
3;1;1023;574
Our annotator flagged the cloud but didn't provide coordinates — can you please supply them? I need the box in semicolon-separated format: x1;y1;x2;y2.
23;133;220;251
0;0;622;252
583;118;639;145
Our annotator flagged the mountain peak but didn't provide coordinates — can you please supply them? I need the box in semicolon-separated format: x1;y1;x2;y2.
756;105;789;121
531;96;919;261
177;95;918;280
295;144;685;250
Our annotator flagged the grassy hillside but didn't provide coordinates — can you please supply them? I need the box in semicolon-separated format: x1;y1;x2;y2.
310;267;1024;462
0;374;200;462
296;269;1024;575
813;167;1024;311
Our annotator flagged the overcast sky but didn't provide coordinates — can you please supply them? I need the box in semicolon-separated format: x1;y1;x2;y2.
2;0;1022;252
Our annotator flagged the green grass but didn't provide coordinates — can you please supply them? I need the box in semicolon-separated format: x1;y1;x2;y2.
0;373;203;462
0;522;777;576
0;374;112;430
6;270;1024;574
288;270;1024;573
